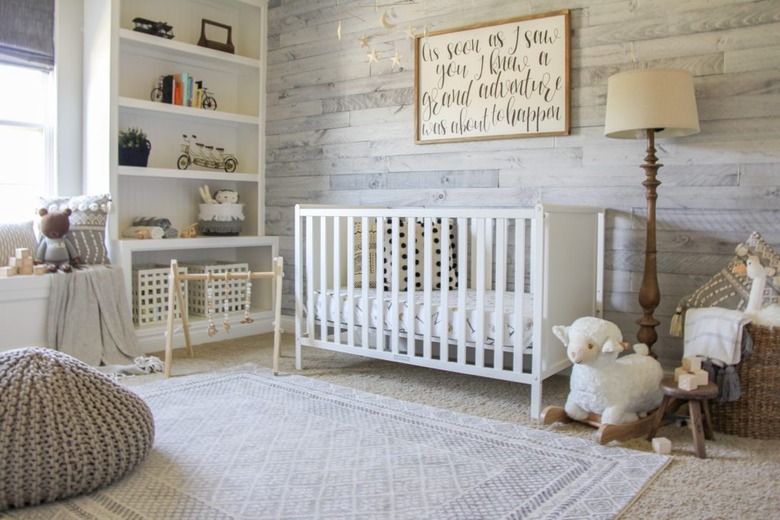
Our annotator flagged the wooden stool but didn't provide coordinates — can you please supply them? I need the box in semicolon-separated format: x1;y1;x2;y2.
646;377;718;458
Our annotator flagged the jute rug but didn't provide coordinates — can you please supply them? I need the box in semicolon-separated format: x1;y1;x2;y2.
9;366;668;519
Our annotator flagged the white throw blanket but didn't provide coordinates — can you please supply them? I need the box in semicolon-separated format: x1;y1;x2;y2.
47;265;161;373
684;307;751;366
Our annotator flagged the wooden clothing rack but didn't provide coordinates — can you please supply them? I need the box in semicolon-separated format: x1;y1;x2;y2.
164;257;284;378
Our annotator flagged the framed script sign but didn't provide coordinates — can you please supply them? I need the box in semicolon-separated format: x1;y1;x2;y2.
414;10;570;144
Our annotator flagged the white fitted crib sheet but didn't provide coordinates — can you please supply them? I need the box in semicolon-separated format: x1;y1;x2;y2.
312;289;533;348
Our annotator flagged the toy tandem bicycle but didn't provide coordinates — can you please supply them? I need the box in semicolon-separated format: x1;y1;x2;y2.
177;134;238;173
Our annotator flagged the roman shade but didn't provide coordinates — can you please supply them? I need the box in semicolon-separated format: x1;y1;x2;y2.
0;0;55;70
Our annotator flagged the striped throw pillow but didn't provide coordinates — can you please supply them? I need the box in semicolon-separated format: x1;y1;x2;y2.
0;221;37;266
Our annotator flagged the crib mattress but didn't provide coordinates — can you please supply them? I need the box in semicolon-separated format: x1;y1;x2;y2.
312;289;533;349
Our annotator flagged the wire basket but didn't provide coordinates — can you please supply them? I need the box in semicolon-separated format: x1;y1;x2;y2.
132;264;188;326
183;262;249;316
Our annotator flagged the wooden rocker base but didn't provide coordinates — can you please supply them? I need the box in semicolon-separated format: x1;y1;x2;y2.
541;405;658;445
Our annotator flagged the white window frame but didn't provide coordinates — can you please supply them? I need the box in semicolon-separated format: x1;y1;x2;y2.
0;63;56;222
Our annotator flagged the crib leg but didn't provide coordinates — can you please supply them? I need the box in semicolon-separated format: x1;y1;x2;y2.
530;381;542;419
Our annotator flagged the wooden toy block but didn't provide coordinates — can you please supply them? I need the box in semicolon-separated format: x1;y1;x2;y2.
678;373;698;391
8;256;15;267
683;356;703;372
11;257;23;269
15;248;31;259
692;369;709;386
652;437;672;455
19;256;34;275
0;266;18;277
33;264;47;275
674;366;688;382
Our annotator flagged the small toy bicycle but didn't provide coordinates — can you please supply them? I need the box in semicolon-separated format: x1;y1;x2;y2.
177;134;238;173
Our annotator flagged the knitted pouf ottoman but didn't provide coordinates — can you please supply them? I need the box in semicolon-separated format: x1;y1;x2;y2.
0;347;154;511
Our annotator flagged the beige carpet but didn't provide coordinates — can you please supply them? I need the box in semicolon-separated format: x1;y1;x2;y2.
124;332;780;520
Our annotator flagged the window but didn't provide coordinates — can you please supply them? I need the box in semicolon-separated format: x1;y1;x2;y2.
0;63;54;222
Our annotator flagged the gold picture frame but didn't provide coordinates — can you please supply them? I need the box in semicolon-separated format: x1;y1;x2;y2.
414;10;570;144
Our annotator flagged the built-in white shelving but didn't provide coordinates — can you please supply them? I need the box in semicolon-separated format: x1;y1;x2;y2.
83;0;275;349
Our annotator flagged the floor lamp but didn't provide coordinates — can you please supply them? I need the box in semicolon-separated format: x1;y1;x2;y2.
604;68;700;356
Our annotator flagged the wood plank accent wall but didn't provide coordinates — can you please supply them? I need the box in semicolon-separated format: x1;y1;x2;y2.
265;0;780;366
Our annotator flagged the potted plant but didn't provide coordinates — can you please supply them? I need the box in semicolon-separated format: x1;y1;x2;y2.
118;127;152;167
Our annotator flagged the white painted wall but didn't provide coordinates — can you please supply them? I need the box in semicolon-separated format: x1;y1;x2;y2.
55;0;84;195
265;0;780;366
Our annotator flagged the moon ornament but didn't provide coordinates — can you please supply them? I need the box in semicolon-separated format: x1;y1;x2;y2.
379;11;396;29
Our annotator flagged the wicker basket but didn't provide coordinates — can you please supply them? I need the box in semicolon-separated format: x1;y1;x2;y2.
710;324;780;439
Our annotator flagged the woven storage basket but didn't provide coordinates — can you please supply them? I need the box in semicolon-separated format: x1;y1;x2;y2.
183;261;249;316
132;264;188;326
710;324;780;439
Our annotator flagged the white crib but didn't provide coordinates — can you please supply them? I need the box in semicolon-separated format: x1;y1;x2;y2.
294;204;605;418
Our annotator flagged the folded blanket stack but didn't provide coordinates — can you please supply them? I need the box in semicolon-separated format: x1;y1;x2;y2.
684;307;753;402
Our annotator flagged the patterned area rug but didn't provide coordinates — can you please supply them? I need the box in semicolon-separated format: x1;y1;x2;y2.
10;368;669;519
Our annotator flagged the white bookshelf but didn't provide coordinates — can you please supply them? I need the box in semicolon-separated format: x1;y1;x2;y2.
83;0;275;349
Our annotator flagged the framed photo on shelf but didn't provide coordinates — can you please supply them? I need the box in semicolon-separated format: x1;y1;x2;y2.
197;19;235;54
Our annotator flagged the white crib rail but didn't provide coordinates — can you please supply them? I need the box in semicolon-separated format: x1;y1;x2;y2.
295;204;605;418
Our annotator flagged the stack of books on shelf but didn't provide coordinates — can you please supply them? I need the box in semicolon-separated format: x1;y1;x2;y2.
160;73;209;108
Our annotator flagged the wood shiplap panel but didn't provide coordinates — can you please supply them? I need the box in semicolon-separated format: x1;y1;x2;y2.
267;0;780;361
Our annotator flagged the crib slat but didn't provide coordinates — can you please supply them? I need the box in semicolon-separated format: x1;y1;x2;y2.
346;216;355;348
423;217;433;360
475;218;487;368
306;216;315;344
375;217;385;353
440;217;451;362
494;218;507;371
457;218;468;365
361;216;370;350
320;217;330;342
514;218;526;372
333;217;342;347
406;217;416;358
390;217;401;356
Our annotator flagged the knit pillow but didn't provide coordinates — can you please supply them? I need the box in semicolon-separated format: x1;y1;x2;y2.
0;221;37;267
353;219;377;288
670;231;780;336
39;194;111;264
0;347;154;511
382;218;458;291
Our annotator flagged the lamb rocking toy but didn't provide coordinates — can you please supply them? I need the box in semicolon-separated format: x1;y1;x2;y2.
541;316;664;444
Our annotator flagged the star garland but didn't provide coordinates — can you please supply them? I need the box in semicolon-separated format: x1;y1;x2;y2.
335;0;426;68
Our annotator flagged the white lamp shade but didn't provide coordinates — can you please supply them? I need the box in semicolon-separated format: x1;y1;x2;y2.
604;68;700;139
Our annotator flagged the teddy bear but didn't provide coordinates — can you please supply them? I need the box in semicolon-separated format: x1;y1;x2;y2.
552;316;664;425
35;208;81;273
